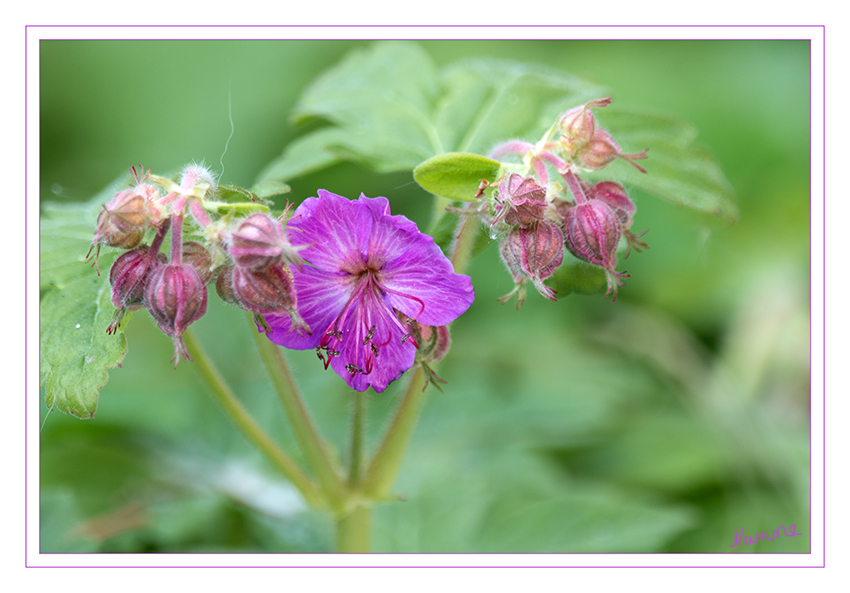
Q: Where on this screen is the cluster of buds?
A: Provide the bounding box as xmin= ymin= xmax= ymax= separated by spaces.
xmin=475 ymin=98 xmax=649 ymax=305
xmin=87 ymin=164 xmax=308 ymax=367
xmin=215 ymin=210 xmax=310 ymax=336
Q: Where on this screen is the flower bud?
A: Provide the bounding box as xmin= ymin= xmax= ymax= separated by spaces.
xmin=109 ymin=246 xmax=166 ymax=310
xmin=214 ymin=265 xmax=241 ymax=307
xmin=105 ymin=246 xmax=166 ymax=334
xmin=562 ymin=200 xmax=629 ymax=299
xmin=585 ymin=181 xmax=648 ymax=258
xmin=232 ymin=264 xmax=311 ymax=336
xmin=492 ymin=174 xmax=549 ymax=227
xmin=558 ymin=98 xmax=611 ymax=150
xmin=87 ymin=185 xmax=162 ymax=272
xmin=229 ymin=213 xmax=304 ymax=271
xmin=144 ymin=263 xmax=208 ymax=366
xmin=498 ymin=221 xmax=564 ymax=306
xmin=181 ymin=241 xmax=214 ymax=283
xmin=586 ymin=181 xmax=635 ymax=228
xmin=558 ymin=98 xmax=648 ymax=173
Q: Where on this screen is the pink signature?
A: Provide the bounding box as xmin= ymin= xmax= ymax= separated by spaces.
xmin=730 ymin=524 xmax=802 ymax=548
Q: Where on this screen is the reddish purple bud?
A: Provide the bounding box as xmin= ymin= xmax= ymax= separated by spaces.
xmin=144 ymin=263 xmax=208 ymax=366
xmin=498 ymin=221 xmax=564 ymax=307
xmin=109 ymin=246 xmax=166 ymax=310
xmin=214 ymin=265 xmax=241 ymax=307
xmin=492 ymin=174 xmax=549 ymax=227
xmin=231 ymin=264 xmax=310 ymax=336
xmin=229 ymin=213 xmax=304 ymax=271
xmin=585 ymin=182 xmax=648 ymax=258
xmin=106 ymin=246 xmax=166 ymax=334
xmin=587 ymin=181 xmax=635 ymax=228
xmin=181 ymin=241 xmax=214 ymax=284
xmin=563 ymin=200 xmax=629 ymax=299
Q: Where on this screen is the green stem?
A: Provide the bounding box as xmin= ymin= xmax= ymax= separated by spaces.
xmin=361 ymin=366 xmax=427 ymax=499
xmin=335 ymin=504 xmax=373 ymax=553
xmin=249 ymin=318 xmax=348 ymax=513
xmin=348 ymin=390 xmax=367 ymax=487
xmin=183 ymin=328 xmax=324 ymax=509
xmin=362 ymin=208 xmax=478 ymax=500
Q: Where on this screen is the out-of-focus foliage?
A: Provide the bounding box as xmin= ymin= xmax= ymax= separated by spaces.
xmin=40 ymin=39 xmax=810 ymax=554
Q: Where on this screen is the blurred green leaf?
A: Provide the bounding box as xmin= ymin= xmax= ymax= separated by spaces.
xmin=40 ymin=179 xmax=134 ymax=419
xmin=257 ymin=41 xmax=606 ymax=182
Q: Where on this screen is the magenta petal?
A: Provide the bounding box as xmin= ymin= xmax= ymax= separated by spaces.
xmin=379 ymin=243 xmax=474 ymax=326
xmin=329 ymin=293 xmax=416 ymax=393
xmin=265 ymin=266 xmax=353 ymax=350
xmin=287 ymin=191 xmax=374 ymax=273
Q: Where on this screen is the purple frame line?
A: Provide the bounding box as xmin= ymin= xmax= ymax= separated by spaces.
xmin=26 ymin=25 xmax=825 ymax=569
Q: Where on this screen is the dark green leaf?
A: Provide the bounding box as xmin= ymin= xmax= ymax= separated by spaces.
xmin=413 ymin=152 xmax=501 ymax=202
xmin=40 ymin=179 xmax=134 ymax=419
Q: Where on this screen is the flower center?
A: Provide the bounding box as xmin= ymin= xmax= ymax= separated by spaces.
xmin=315 ymin=267 xmax=425 ymax=377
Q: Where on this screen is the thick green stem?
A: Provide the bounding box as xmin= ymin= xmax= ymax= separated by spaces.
xmin=348 ymin=390 xmax=367 ymax=487
xmin=183 ymin=328 xmax=324 ymax=509
xmin=335 ymin=504 xmax=373 ymax=553
xmin=361 ymin=366 xmax=427 ymax=499
xmin=249 ymin=318 xmax=348 ymax=513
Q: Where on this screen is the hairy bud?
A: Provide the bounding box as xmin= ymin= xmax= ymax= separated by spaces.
xmin=562 ymin=200 xmax=629 ymax=299
xmin=144 ymin=263 xmax=208 ymax=366
xmin=181 ymin=241 xmax=214 ymax=283
xmin=498 ymin=221 xmax=564 ymax=307
xmin=492 ymin=174 xmax=549 ymax=227
xmin=232 ymin=265 xmax=311 ymax=336
xmin=229 ymin=213 xmax=304 ymax=271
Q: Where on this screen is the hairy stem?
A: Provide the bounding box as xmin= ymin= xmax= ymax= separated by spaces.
xmin=183 ymin=328 xmax=324 ymax=509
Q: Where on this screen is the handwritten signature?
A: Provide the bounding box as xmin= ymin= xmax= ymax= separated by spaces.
xmin=730 ymin=524 xmax=803 ymax=548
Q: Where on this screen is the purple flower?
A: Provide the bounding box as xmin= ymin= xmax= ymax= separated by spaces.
xmin=264 ymin=190 xmax=475 ymax=392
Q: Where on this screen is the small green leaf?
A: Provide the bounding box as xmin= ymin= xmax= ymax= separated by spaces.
xmin=413 ymin=152 xmax=501 ymax=202
xmin=547 ymin=252 xmax=608 ymax=298
xmin=40 ymin=179 xmax=135 ymax=419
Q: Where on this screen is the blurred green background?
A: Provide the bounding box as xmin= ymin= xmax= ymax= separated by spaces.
xmin=39 ymin=39 xmax=810 ymax=554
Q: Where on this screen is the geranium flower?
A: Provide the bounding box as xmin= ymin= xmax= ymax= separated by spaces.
xmin=264 ymin=190 xmax=475 ymax=392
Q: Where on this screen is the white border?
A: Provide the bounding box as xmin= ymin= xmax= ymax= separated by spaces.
xmin=25 ymin=25 xmax=826 ymax=569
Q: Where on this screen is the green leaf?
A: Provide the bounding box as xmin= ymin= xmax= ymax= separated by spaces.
xmin=256 ymin=41 xmax=607 ymax=183
xmin=413 ymin=152 xmax=501 ymax=202
xmin=40 ymin=180 xmax=134 ymax=419
xmin=585 ymin=105 xmax=739 ymax=222
xmin=257 ymin=41 xmax=736 ymax=221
